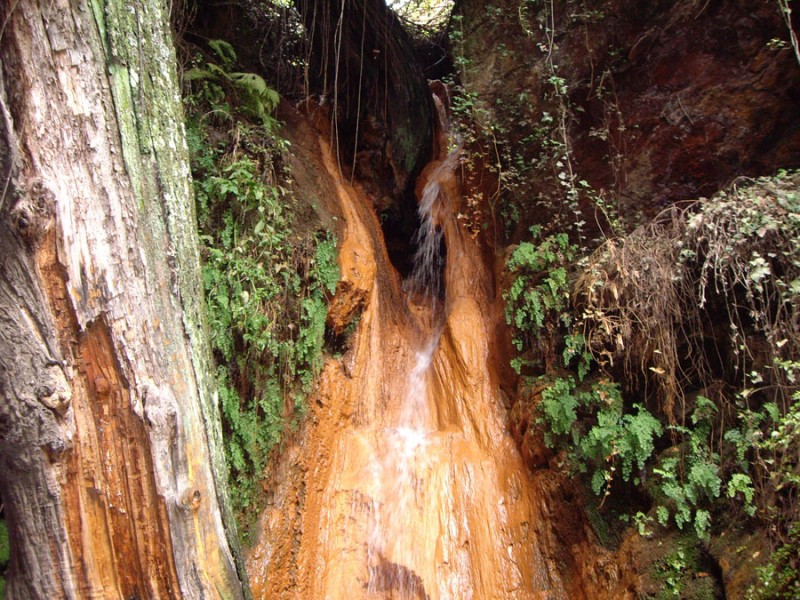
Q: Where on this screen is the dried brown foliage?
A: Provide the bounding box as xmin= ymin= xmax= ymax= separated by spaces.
xmin=575 ymin=171 xmax=800 ymax=422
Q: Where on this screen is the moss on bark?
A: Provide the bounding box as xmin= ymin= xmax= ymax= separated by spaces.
xmin=89 ymin=0 xmax=250 ymax=592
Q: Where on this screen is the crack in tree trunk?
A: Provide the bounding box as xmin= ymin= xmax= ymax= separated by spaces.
xmin=0 ymin=0 xmax=248 ymax=597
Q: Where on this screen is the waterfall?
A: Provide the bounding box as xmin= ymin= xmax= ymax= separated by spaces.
xmin=250 ymin=89 xmax=573 ymax=600
xmin=366 ymin=168 xmax=449 ymax=595
xmin=406 ymin=150 xmax=461 ymax=308
xmin=406 ymin=89 xmax=461 ymax=308
xmin=407 ymin=177 xmax=445 ymax=303
xmin=357 ymin=88 xmax=557 ymax=597
xmin=366 ymin=339 xmax=437 ymax=598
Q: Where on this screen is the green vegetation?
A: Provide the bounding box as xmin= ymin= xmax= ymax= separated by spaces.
xmin=752 ymin=520 xmax=800 ymax=599
xmin=651 ymin=397 xmax=726 ymax=540
xmin=443 ymin=2 xmax=624 ymax=246
xmin=185 ymin=40 xmax=280 ymax=133
xmin=183 ymin=40 xmax=338 ymax=536
xmin=537 ymin=376 xmax=662 ymax=495
xmin=0 ymin=517 xmax=8 ymax=598
xmin=745 ymin=392 xmax=800 ymax=598
xmin=505 ymin=171 xmax=800 ymax=590
xmin=503 ymin=226 xmax=576 ymax=373
xmin=533 ymin=372 xmax=729 ymax=541
xmin=650 ymin=536 xmax=718 ymax=600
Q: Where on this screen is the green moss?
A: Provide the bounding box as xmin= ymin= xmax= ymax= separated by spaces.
xmin=0 ymin=518 xmax=8 ymax=599
xmin=391 ymin=123 xmax=419 ymax=175
xmin=106 ymin=63 xmax=145 ymax=209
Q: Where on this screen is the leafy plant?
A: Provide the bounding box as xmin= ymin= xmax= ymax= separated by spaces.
xmin=655 ymin=547 xmax=689 ymax=597
xmin=751 ymin=520 xmax=800 ymax=599
xmin=184 ymin=40 xmax=338 ymax=534
xmin=184 ymin=39 xmax=280 ymax=132
xmin=504 ymin=225 xmax=577 ymax=372
xmin=747 ymin=391 xmax=800 ymax=550
xmin=580 ymin=396 xmax=662 ymax=498
xmin=563 ymin=332 xmax=593 ymax=381
xmin=627 ymin=510 xmax=654 ymax=538
xmin=653 ymin=455 xmax=719 ymax=540
xmin=536 ymin=370 xmax=763 ymax=542
xmin=537 ymin=377 xmax=662 ymax=501
xmin=538 ymin=376 xmax=581 ymax=445
xmin=727 ymin=473 xmax=756 ymax=516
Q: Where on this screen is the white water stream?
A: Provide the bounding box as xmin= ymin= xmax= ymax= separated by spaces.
xmin=364 ymin=156 xmax=453 ymax=597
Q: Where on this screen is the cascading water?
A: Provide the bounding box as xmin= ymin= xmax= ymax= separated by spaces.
xmin=247 ymin=88 xmax=578 ymax=599
xmin=365 ymin=158 xmax=451 ymax=597
xmin=365 ymin=337 xmax=438 ymax=598
xmin=405 ymin=147 xmax=460 ymax=307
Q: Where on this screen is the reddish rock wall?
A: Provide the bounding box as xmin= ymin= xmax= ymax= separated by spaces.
xmin=454 ymin=0 xmax=800 ymax=226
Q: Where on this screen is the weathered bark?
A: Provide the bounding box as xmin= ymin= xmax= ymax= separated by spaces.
xmin=0 ymin=0 xmax=247 ymax=598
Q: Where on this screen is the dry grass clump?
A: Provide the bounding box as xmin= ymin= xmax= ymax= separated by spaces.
xmin=575 ymin=207 xmax=694 ymax=422
xmin=575 ymin=171 xmax=800 ymax=421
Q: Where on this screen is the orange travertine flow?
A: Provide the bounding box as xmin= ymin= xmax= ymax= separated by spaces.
xmin=247 ymin=94 xmax=583 ymax=600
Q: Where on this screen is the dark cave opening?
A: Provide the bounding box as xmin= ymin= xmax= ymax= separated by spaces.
xmin=379 ymin=189 xmax=448 ymax=304
xmin=380 ymin=190 xmax=425 ymax=279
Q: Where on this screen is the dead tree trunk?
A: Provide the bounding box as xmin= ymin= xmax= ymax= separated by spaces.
xmin=0 ymin=0 xmax=247 ymax=598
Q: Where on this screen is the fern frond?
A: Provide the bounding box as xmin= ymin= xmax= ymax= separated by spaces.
xmin=209 ymin=39 xmax=237 ymax=69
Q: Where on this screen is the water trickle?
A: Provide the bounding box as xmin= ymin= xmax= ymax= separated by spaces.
xmin=406 ymin=92 xmax=461 ymax=308
xmin=248 ymin=92 xmax=578 ymax=600
xmin=366 ymin=341 xmax=437 ymax=598
xmin=398 ymin=335 xmax=439 ymax=430
xmin=405 ymin=166 xmax=447 ymax=306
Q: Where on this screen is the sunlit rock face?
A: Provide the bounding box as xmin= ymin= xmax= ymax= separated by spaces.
xmin=246 ymin=95 xmax=592 ymax=599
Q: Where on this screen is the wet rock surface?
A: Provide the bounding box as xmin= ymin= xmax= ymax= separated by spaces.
xmin=246 ymin=106 xmax=608 ymax=599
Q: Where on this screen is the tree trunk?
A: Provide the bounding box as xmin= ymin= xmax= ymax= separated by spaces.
xmin=0 ymin=0 xmax=247 ymax=598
